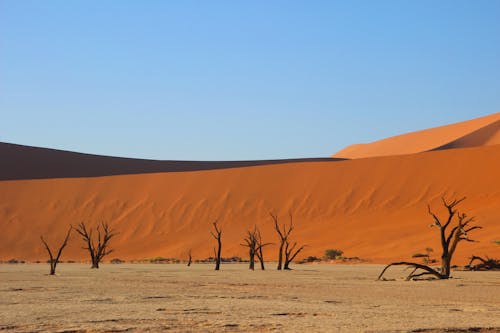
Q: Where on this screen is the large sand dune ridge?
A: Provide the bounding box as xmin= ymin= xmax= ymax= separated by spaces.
xmin=1 ymin=144 xmax=499 ymax=264
xmin=333 ymin=112 xmax=500 ymax=158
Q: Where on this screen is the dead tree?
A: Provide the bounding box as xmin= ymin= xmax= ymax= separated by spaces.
xmin=271 ymin=212 xmax=303 ymax=270
xmin=241 ymin=228 xmax=258 ymax=270
xmin=75 ymin=221 xmax=117 ymax=269
xmin=187 ymin=249 xmax=192 ymax=267
xmin=378 ymin=197 xmax=481 ymax=280
xmin=40 ymin=226 xmax=72 ymax=275
xmin=210 ymin=221 xmax=222 ymax=270
xmin=255 ymin=228 xmax=271 ymax=270
xmin=466 ymin=256 xmax=500 ymax=271
xmin=283 ymin=240 xmax=305 ymax=270
xmin=241 ymin=226 xmax=271 ymax=270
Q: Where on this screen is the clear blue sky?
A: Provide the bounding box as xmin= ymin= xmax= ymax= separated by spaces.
xmin=1 ymin=1 xmax=499 ymax=160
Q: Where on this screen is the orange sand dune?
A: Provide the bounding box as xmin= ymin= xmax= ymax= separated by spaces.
xmin=1 ymin=145 xmax=499 ymax=264
xmin=333 ymin=112 xmax=500 ymax=159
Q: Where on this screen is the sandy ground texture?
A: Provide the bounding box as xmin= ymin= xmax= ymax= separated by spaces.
xmin=0 ymin=264 xmax=499 ymax=333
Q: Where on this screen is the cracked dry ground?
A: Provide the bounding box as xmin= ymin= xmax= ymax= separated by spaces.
xmin=0 ymin=264 xmax=499 ymax=332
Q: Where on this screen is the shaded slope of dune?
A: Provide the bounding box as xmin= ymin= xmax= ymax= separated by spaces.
xmin=431 ymin=118 xmax=500 ymax=151
xmin=0 ymin=142 xmax=342 ymax=181
xmin=333 ymin=112 xmax=500 ymax=159
xmin=1 ymin=145 xmax=499 ymax=264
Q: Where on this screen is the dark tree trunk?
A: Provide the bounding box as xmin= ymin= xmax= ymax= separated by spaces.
xmin=49 ymin=260 xmax=56 ymax=275
xmin=211 ymin=221 xmax=222 ymax=271
xmin=249 ymin=248 xmax=255 ymax=270
xmin=241 ymin=228 xmax=259 ymax=270
xmin=257 ymin=246 xmax=265 ymax=270
xmin=255 ymin=229 xmax=269 ymax=270
xmin=187 ymin=250 xmax=192 ymax=267
xmin=277 ymin=243 xmax=283 ymax=270
xmin=215 ymin=238 xmax=221 ymax=271
xmin=441 ymin=254 xmax=451 ymax=278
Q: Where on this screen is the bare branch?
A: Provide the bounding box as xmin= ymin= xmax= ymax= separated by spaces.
xmin=464 ymin=226 xmax=481 ymax=233
xmin=55 ymin=226 xmax=72 ymax=262
xmin=40 ymin=225 xmax=72 ymax=275
xmin=377 ymin=262 xmax=443 ymax=280
xmin=40 ymin=236 xmax=54 ymax=261
xmin=427 ymin=204 xmax=441 ymax=227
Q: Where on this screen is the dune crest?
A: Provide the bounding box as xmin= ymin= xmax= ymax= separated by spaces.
xmin=333 ymin=112 xmax=500 ymax=159
xmin=1 ymin=145 xmax=499 ymax=264
xmin=0 ymin=142 xmax=342 ymax=181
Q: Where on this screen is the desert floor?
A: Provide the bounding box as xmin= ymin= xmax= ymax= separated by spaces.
xmin=0 ymin=264 xmax=499 ymax=333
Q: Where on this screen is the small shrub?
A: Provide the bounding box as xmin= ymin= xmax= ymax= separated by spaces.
xmin=150 ymin=257 xmax=168 ymax=263
xmin=149 ymin=257 xmax=181 ymax=264
xmin=493 ymin=240 xmax=500 ymax=245
xmin=110 ymin=258 xmax=125 ymax=264
xmin=224 ymin=256 xmax=244 ymax=262
xmin=324 ymin=249 xmax=343 ymax=260
xmin=412 ymin=253 xmax=427 ymax=258
xmin=299 ymin=256 xmax=321 ymax=264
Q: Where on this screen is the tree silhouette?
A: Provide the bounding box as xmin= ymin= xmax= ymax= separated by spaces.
xmin=187 ymin=249 xmax=192 ymax=267
xmin=241 ymin=226 xmax=272 ymax=270
xmin=210 ymin=221 xmax=222 ymax=270
xmin=40 ymin=226 xmax=72 ymax=275
xmin=378 ymin=197 xmax=481 ymax=280
xmin=75 ymin=221 xmax=117 ymax=269
xmin=270 ymin=212 xmax=304 ymax=270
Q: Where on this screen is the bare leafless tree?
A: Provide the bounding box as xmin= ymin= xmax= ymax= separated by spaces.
xmin=75 ymin=221 xmax=117 ymax=269
xmin=255 ymin=228 xmax=271 ymax=270
xmin=210 ymin=221 xmax=222 ymax=270
xmin=40 ymin=226 xmax=72 ymax=275
xmin=242 ymin=227 xmax=272 ymax=270
xmin=270 ymin=212 xmax=303 ymax=270
xmin=378 ymin=197 xmax=481 ymax=280
xmin=187 ymin=249 xmax=192 ymax=267
xmin=241 ymin=227 xmax=258 ymax=270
